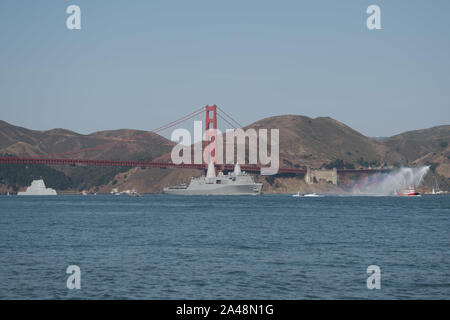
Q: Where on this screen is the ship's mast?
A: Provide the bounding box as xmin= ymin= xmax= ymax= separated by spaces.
xmin=206 ymin=160 xmax=216 ymax=179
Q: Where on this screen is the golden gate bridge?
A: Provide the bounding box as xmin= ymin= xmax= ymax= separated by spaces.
xmin=0 ymin=105 xmax=389 ymax=176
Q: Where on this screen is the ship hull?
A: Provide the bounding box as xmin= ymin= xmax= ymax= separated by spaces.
xmin=17 ymin=191 xmax=57 ymax=196
xmin=397 ymin=193 xmax=420 ymax=196
xmin=164 ymin=183 xmax=263 ymax=195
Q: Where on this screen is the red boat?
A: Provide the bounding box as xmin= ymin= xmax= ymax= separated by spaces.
xmin=396 ymin=187 xmax=420 ymax=196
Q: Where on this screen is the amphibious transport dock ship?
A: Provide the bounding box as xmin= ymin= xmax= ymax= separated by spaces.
xmin=163 ymin=162 xmax=263 ymax=195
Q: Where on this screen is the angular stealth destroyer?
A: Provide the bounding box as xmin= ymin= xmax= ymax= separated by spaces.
xmin=17 ymin=179 xmax=57 ymax=196
xmin=163 ymin=162 xmax=263 ymax=195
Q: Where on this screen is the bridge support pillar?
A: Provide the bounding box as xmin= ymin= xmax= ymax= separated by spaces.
xmin=205 ymin=105 xmax=217 ymax=164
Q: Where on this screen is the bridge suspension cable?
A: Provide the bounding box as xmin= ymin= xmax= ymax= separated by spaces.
xmin=34 ymin=106 xmax=205 ymax=159
xmin=216 ymin=106 xmax=243 ymax=129
xmin=0 ymin=104 xmax=394 ymax=175
xmin=217 ymin=113 xmax=238 ymax=130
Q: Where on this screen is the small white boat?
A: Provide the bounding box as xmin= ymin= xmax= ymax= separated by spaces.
xmin=304 ymin=193 xmax=321 ymax=197
xmin=127 ymin=189 xmax=141 ymax=197
xmin=292 ymin=192 xmax=322 ymax=197
xmin=110 ymin=188 xmax=122 ymax=195
xmin=432 ymin=179 xmax=443 ymax=194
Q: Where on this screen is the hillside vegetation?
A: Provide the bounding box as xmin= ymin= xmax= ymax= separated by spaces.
xmin=0 ymin=117 xmax=448 ymax=193
xmin=0 ymin=120 xmax=174 ymax=192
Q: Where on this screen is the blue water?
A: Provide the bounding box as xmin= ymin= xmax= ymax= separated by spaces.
xmin=0 ymin=194 xmax=449 ymax=299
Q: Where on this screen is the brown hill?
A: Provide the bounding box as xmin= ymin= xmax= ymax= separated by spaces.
xmin=112 ymin=115 xmax=405 ymax=193
xmin=380 ymin=125 xmax=450 ymax=188
xmin=381 ymin=125 xmax=449 ymax=163
xmin=0 ymin=120 xmax=174 ymax=161
xmin=1 ymin=117 xmax=449 ymax=193
xmin=0 ymin=120 xmax=175 ymax=193
xmin=245 ymin=115 xmax=395 ymax=169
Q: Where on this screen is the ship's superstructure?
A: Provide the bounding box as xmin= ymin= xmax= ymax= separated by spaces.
xmin=17 ymin=179 xmax=57 ymax=196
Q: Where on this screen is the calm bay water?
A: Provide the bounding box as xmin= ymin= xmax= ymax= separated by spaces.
xmin=0 ymin=194 xmax=449 ymax=299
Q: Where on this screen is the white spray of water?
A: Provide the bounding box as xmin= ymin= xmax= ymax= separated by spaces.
xmin=351 ymin=166 xmax=430 ymax=196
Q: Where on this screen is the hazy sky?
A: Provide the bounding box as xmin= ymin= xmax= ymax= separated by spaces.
xmin=1 ymin=0 xmax=449 ymax=137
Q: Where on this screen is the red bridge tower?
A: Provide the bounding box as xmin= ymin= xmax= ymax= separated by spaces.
xmin=205 ymin=104 xmax=217 ymax=164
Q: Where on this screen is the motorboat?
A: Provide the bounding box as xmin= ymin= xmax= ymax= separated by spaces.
xmin=397 ymin=187 xmax=420 ymax=196
xmin=127 ymin=189 xmax=141 ymax=197
xmin=292 ymin=192 xmax=321 ymax=197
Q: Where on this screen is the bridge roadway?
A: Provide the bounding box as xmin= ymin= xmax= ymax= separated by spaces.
xmin=0 ymin=157 xmax=391 ymax=175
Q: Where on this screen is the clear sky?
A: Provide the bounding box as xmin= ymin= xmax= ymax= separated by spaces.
xmin=0 ymin=0 xmax=449 ymax=137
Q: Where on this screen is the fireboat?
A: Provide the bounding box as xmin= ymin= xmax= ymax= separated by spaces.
xmin=396 ymin=187 xmax=420 ymax=196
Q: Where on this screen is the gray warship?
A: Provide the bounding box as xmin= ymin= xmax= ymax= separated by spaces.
xmin=163 ymin=162 xmax=263 ymax=195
